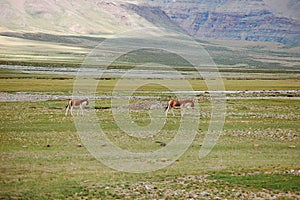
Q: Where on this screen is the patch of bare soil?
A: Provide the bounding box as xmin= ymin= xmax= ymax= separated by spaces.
xmin=0 ymin=90 xmax=299 ymax=103
xmin=118 ymin=100 xmax=165 ymax=110
xmin=0 ymin=92 xmax=68 ymax=102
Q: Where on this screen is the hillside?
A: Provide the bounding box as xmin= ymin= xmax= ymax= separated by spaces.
xmin=0 ymin=0 xmax=299 ymax=71
xmin=150 ymin=0 xmax=300 ymax=46
xmin=0 ymin=0 xmax=299 ymax=45
xmin=0 ymin=0 xmax=151 ymax=35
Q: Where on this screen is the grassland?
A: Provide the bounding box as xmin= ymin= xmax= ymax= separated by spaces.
xmin=0 ymin=98 xmax=299 ymax=199
xmin=0 ymin=69 xmax=299 ymax=199
xmin=0 ymin=33 xmax=299 ymax=199
xmin=1 ymin=33 xmax=300 ymax=70
xmin=1 ymin=69 xmax=300 ymax=94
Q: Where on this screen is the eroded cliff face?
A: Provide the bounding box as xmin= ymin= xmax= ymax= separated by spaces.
xmin=152 ymin=0 xmax=300 ymax=45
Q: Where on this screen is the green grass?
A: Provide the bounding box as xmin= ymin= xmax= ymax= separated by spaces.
xmin=0 ymin=68 xmax=299 ymax=199
xmin=1 ymin=32 xmax=299 ymax=198
xmin=0 ymin=96 xmax=299 ymax=199
xmin=0 ymin=72 xmax=299 ymax=93
xmin=224 ymin=79 xmax=300 ymax=90
xmin=0 ymin=69 xmax=74 ymax=79
xmin=209 ymin=172 xmax=300 ymax=192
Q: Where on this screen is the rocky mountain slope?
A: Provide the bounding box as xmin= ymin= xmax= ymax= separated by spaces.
xmin=0 ymin=0 xmax=299 ymax=45
xmin=150 ymin=0 xmax=300 ymax=46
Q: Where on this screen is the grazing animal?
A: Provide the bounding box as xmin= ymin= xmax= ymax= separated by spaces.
xmin=165 ymin=99 xmax=194 ymax=116
xmin=65 ymin=98 xmax=89 ymax=116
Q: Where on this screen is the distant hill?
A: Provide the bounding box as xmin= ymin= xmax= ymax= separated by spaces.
xmin=150 ymin=0 xmax=300 ymax=46
xmin=0 ymin=0 xmax=153 ymax=35
xmin=0 ymin=0 xmax=299 ymax=45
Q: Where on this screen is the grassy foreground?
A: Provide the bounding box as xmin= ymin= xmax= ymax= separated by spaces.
xmin=0 ymin=98 xmax=299 ymax=199
xmin=0 ymin=65 xmax=300 ymax=199
xmin=0 ymin=70 xmax=299 ymax=199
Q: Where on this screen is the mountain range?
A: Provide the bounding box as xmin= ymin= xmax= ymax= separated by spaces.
xmin=0 ymin=0 xmax=299 ymax=46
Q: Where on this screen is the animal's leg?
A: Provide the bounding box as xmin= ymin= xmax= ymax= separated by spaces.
xmin=171 ymin=108 xmax=175 ymax=116
xmin=165 ymin=106 xmax=170 ymax=117
xmin=80 ymin=105 xmax=83 ymax=115
xmin=180 ymin=108 xmax=183 ymax=117
xmin=70 ymin=107 xmax=74 ymax=116
xmin=65 ymin=106 xmax=69 ymax=116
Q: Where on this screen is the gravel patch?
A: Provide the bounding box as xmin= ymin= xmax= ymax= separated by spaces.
xmin=0 ymin=90 xmax=299 ymax=102
xmin=77 ymin=174 xmax=300 ymax=199
xmin=0 ymin=92 xmax=69 ymax=102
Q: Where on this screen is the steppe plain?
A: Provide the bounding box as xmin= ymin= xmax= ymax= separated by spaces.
xmin=0 ymin=33 xmax=299 ymax=199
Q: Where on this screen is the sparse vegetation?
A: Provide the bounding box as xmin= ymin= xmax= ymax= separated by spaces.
xmin=0 ymin=69 xmax=299 ymax=199
xmin=0 ymin=31 xmax=299 ymax=199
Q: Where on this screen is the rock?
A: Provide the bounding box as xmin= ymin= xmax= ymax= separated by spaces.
xmin=160 ymin=142 xmax=166 ymax=147
xmin=145 ymin=184 xmax=152 ymax=190
xmin=199 ymin=191 xmax=209 ymax=197
xmin=157 ymin=0 xmax=300 ymax=45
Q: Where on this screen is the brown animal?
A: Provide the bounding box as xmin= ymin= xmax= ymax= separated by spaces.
xmin=65 ymin=98 xmax=89 ymax=116
xmin=165 ymin=99 xmax=194 ymax=116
